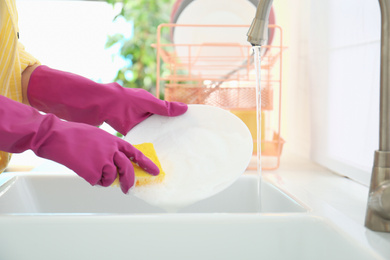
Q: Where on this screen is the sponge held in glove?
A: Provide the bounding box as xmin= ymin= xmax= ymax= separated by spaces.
xmin=111 ymin=143 xmax=165 ymax=187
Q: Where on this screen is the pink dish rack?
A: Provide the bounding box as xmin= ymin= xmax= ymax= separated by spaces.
xmin=153 ymin=23 xmax=286 ymax=170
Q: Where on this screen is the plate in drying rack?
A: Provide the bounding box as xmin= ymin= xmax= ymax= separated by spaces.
xmin=171 ymin=0 xmax=275 ymax=78
xmin=172 ymin=0 xmax=256 ymax=78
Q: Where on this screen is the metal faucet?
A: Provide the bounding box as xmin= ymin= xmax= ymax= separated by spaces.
xmin=247 ymin=0 xmax=390 ymax=232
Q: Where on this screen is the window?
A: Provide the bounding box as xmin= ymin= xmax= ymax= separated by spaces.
xmin=285 ymin=0 xmax=381 ymax=186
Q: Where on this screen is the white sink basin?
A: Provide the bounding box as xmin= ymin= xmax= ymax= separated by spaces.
xmin=0 ymin=173 xmax=305 ymax=214
xmin=0 ymin=172 xmax=383 ymax=260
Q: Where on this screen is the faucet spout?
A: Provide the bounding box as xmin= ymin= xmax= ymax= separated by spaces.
xmin=247 ymin=0 xmax=390 ymax=232
xmin=247 ymin=0 xmax=274 ymax=46
xmin=365 ymin=0 xmax=390 ymax=233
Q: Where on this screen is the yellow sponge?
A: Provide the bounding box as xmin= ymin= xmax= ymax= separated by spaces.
xmin=111 ymin=143 xmax=165 ymax=187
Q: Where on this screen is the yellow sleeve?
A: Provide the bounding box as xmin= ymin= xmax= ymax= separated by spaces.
xmin=18 ymin=42 xmax=41 ymax=72
xmin=0 ymin=0 xmax=40 ymax=173
xmin=0 ymin=0 xmax=40 ymax=103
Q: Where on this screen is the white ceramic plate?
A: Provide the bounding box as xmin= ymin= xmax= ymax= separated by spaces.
xmin=124 ymin=104 xmax=253 ymax=212
xmin=172 ymin=0 xmax=258 ymax=24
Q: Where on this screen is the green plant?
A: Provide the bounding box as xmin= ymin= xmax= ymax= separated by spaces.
xmin=105 ymin=0 xmax=173 ymax=97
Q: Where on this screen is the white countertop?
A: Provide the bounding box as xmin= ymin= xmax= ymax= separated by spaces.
xmin=262 ymin=153 xmax=369 ymax=224
xmin=259 ymin=153 xmax=390 ymax=259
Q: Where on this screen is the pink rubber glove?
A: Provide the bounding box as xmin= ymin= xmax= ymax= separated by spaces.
xmin=27 ymin=65 xmax=188 ymax=135
xmin=0 ymin=95 xmax=159 ymax=193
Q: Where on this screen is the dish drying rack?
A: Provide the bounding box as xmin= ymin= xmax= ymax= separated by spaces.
xmin=153 ymin=24 xmax=285 ymax=170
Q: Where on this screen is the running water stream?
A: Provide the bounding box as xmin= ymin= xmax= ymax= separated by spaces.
xmin=252 ymin=46 xmax=263 ymax=212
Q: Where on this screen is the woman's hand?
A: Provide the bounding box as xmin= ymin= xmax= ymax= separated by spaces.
xmin=0 ymin=95 xmax=158 ymax=193
xmin=26 ymin=65 xmax=188 ymax=135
